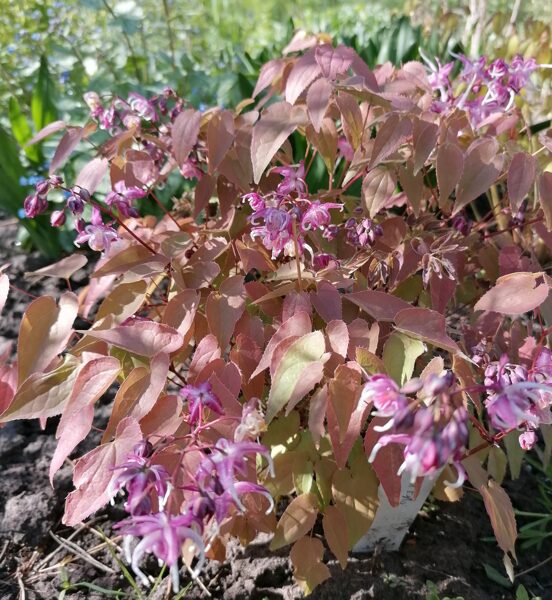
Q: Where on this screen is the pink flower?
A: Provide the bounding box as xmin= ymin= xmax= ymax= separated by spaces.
xmin=250 ymin=206 xmax=295 ymax=259
xmin=74 ymin=206 xmax=118 ymax=253
xmin=105 ymin=180 xmax=145 ymax=218
xmin=300 ymin=200 xmax=342 ymax=232
xmin=272 ymin=161 xmax=307 ymax=196
xmin=50 ymin=210 xmax=66 ymax=227
xmin=361 ymin=374 xmax=407 ymax=417
xmin=112 ymin=442 xmax=170 ymax=516
xmin=345 ymin=217 xmax=383 ymax=247
xmin=24 ymin=194 xmax=48 ymax=218
xmin=243 ymin=192 xmax=266 ymax=212
xmin=312 ymin=252 xmax=338 ymax=271
xmin=116 ymin=512 xmax=205 ymax=591
xmin=519 ymin=430 xmax=537 ymax=451
xmin=485 ymin=382 xmax=551 ymax=431
xmin=128 ymin=92 xmax=158 ymax=122
xmin=180 ymin=381 xmax=223 ymax=425
xmin=196 ymin=439 xmax=273 ymax=511
xmin=234 ymin=399 xmax=266 ymax=442
xmin=369 ymin=406 xmax=468 ymax=486
xmin=509 ymin=55 xmax=537 ymax=93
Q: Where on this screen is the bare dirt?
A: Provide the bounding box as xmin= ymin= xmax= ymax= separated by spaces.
xmin=0 ymin=216 xmax=551 ymax=600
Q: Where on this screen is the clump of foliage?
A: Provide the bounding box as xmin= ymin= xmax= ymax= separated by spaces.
xmin=1 ymin=32 xmax=552 ymax=594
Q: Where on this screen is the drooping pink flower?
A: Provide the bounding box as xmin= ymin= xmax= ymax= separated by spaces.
xmin=519 ymin=430 xmax=537 ymax=451
xmin=74 ymin=205 xmax=118 ymax=253
xmin=361 ymin=374 xmax=407 ymax=417
xmin=112 ymin=442 xmax=170 ymax=516
xmin=116 ymin=511 xmax=205 ymax=591
xmin=272 ymin=161 xmax=307 ymax=196
xmin=128 ymin=92 xmax=158 ymax=122
xmin=105 ymin=180 xmax=146 ymax=218
xmin=196 ymin=439 xmax=273 ymax=511
xmin=24 ymin=194 xmax=48 ymax=218
xmin=300 ymin=200 xmax=342 ymax=232
xmin=312 ymin=252 xmax=338 ymax=271
xmin=234 ymin=399 xmax=267 ymax=442
xmin=485 ymin=381 xmax=552 ymax=431
xmin=180 ymin=381 xmax=223 ymax=425
xmin=50 ymin=210 xmax=66 ymax=227
xmin=345 ymin=217 xmax=383 ymax=247
xmin=509 ymin=55 xmax=538 ymax=93
xmin=369 ymin=405 xmax=468 ymax=486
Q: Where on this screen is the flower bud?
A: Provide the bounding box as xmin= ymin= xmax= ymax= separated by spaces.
xmin=50 ymin=209 xmax=66 ymax=227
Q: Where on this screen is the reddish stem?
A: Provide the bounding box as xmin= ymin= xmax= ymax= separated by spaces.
xmin=148 ymin=189 xmax=185 ymax=232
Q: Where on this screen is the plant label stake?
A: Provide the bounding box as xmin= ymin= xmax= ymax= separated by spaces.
xmin=353 ymin=469 xmax=442 ymax=552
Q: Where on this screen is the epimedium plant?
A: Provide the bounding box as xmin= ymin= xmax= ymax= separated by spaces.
xmin=1 ymin=32 xmax=552 ymax=594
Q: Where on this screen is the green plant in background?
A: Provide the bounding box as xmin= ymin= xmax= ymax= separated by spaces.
xmin=515 ymin=454 xmax=552 ymax=551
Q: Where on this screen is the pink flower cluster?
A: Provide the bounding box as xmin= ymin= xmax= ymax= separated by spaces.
xmin=364 ymin=373 xmax=468 ymax=486
xmin=484 ymin=350 xmax=552 ymax=449
xmin=113 ymin=438 xmax=273 ymax=591
xmin=244 ymin=162 xmax=342 ymax=259
xmin=426 ymin=54 xmax=538 ymax=126
xmin=83 ymin=89 xmax=184 ymax=132
xmin=23 ymin=173 xmax=152 ymax=253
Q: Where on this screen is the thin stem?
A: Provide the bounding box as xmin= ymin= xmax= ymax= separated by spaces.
xmin=162 ymin=0 xmax=177 ymax=72
xmin=100 ymin=0 xmax=142 ymax=83
xmin=94 ymin=202 xmax=158 ymax=255
xmin=291 ymin=218 xmax=303 ymax=291
xmin=149 ymin=189 xmax=184 ymax=231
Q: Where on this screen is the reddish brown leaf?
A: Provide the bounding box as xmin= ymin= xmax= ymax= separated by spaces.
xmin=315 ymin=44 xmax=355 ymax=79
xmin=436 ymin=142 xmax=463 ymax=208
xmin=205 ymin=275 xmax=246 ymax=350
xmin=50 ymin=356 xmax=121 ymax=482
xmin=307 ymin=77 xmax=333 ymax=132
xmin=395 ymin=307 xmax=460 ymax=354
xmin=323 ymin=505 xmax=349 ymax=569
xmin=508 ymin=152 xmax=537 ymax=212
xmin=26 ymin=120 xmax=66 ymax=146
xmin=172 ymin=108 xmax=201 ymax=166
xmin=253 ymin=58 xmax=286 ymax=97
xmin=207 ymin=110 xmax=235 ymax=173
xmin=290 ymin=536 xmax=331 ymax=594
xmin=336 ymin=92 xmax=363 ymax=150
xmin=49 ymin=127 xmax=84 ymax=173
xmin=285 ymin=49 xmax=321 ymax=105
xmin=75 ymin=157 xmax=109 ymax=193
xmin=17 ymin=292 xmax=78 ymax=385
xmin=474 ymin=272 xmax=550 ymax=315
xmin=361 ymin=167 xmax=396 ymax=217
xmin=345 ymin=290 xmax=411 ymax=322
xmin=453 ymin=138 xmax=503 ymax=215
xmin=413 ymin=119 xmax=438 ymax=174
xmin=63 ymin=417 xmax=142 ymax=525
xmin=82 ymin=320 xmax=183 ymax=357
xmin=369 ymin=114 xmax=411 ymax=168
xmin=270 ymin=493 xmax=319 ymax=550
xmin=250 ymin=311 xmax=311 ymax=379
xmin=251 ymin=101 xmax=306 ymax=183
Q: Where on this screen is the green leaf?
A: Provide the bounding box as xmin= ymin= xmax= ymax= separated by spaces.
xmin=31 ymin=56 xmax=59 ymax=132
xmin=516 ymin=585 xmax=530 ymax=600
xmin=265 ymin=331 xmax=326 ymax=423
xmin=8 ymin=98 xmax=41 ymax=163
xmin=483 ymin=563 xmax=512 ymax=589
xmin=503 ymin=430 xmax=525 ymax=479
xmin=382 ymin=332 xmax=425 ymax=385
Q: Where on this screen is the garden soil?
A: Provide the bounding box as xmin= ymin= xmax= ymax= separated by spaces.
xmin=0 ymin=216 xmax=551 ymax=600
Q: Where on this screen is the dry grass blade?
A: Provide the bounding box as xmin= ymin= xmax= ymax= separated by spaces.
xmin=185 ymin=563 xmax=211 ymax=598
xmin=48 ymin=531 xmax=115 ymax=574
